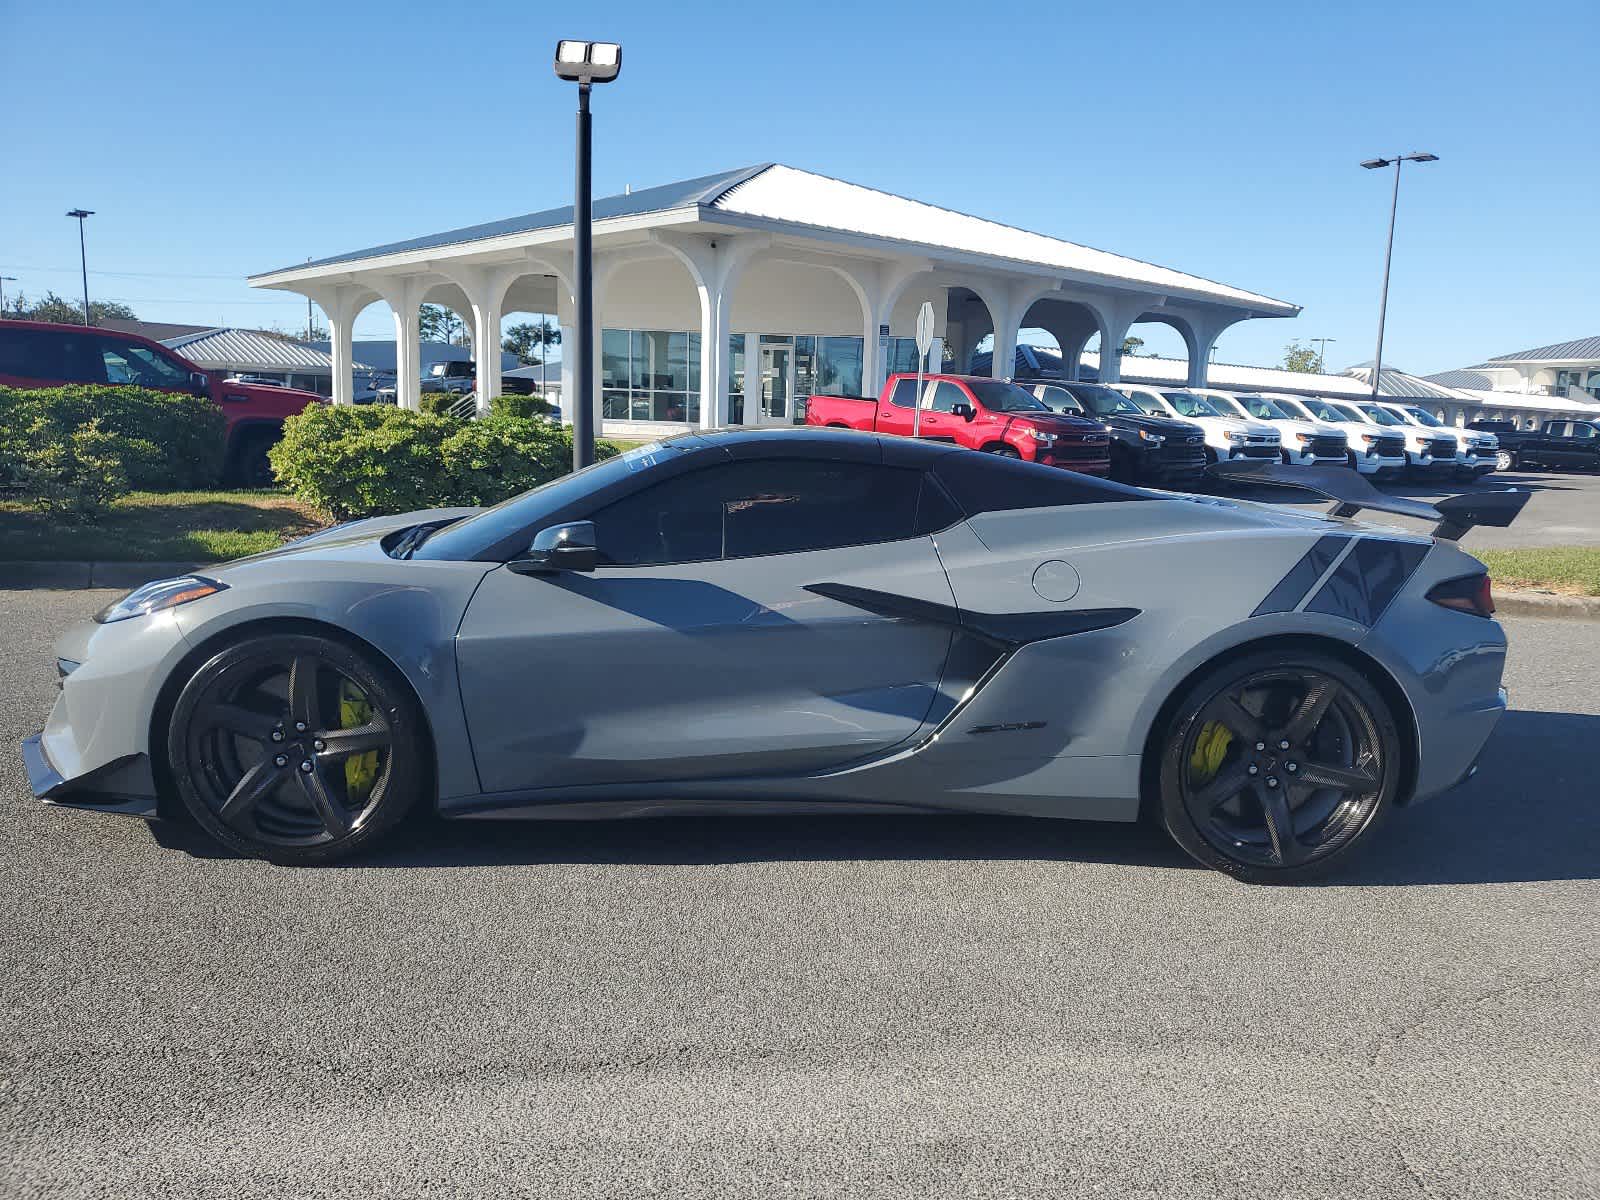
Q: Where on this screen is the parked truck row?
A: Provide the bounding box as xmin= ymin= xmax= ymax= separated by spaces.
xmin=803 ymin=368 xmax=1513 ymax=490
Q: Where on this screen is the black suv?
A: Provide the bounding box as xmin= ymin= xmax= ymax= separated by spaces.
xmin=1020 ymin=380 xmax=1207 ymax=487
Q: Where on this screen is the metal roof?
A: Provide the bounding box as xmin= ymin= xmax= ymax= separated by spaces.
xmin=1452 ymin=387 xmax=1600 ymax=415
xmin=271 ymin=165 xmax=774 ymax=274
xmin=1484 ymin=335 xmax=1600 ymax=364
xmin=1340 ymin=365 xmax=1467 ymax=401
xmin=163 ymin=327 xmax=346 ymax=371
xmin=1423 ymin=368 xmax=1499 ymax=391
xmin=255 ymin=163 xmax=1296 ymax=314
xmin=1079 ymin=352 xmax=1371 ymax=397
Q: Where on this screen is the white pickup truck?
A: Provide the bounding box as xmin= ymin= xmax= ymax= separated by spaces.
xmin=1111 ymin=385 xmax=1281 ymax=464
xmin=1268 ymin=395 xmax=1408 ymax=478
xmin=1191 ymin=389 xmax=1348 ymax=468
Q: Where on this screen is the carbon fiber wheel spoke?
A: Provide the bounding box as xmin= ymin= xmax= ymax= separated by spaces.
xmin=296 ymin=766 xmax=349 ymax=837
xmin=1213 ymin=694 xmax=1266 ymax=743
xmin=1191 ymin=761 xmax=1251 ymax=812
xmin=218 ymin=758 xmax=282 ymax=827
xmin=317 ymin=722 xmax=390 ymax=761
xmin=1284 ymin=680 xmax=1338 ymax=745
xmin=288 ymin=656 xmax=322 ymax=733
xmin=204 ymin=704 xmax=280 ymax=742
xmin=1258 ymin=782 xmax=1303 ymax=865
xmin=1296 ymin=758 xmax=1378 ymax=793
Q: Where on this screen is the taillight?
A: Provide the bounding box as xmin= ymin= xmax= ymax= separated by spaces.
xmin=1427 ymin=573 xmax=1494 ymax=617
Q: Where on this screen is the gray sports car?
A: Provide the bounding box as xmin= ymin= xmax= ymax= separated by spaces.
xmin=23 ymin=429 xmax=1526 ymax=881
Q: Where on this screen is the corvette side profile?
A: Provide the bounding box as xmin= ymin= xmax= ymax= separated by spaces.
xmin=23 ymin=429 xmax=1526 ymax=882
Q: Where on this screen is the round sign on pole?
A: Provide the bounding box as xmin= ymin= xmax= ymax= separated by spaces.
xmin=915 ymin=301 xmax=936 ymax=357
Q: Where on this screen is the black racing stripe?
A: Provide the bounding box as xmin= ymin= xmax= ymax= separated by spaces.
xmin=804 ymin=582 xmax=1140 ymax=649
xmin=1252 ymin=534 xmax=1351 ymax=616
xmin=1305 ymin=538 xmax=1429 ymax=626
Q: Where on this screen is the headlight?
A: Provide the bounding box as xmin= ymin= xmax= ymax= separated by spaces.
xmin=95 ymin=576 xmax=227 ymax=624
xmin=1137 ymin=429 xmax=1164 ymax=445
xmin=1225 ymin=431 xmax=1246 ymax=443
xmin=1358 ymin=432 xmax=1377 ymax=444
xmin=1025 ymin=428 xmax=1058 ymax=444
xmin=1295 ymin=432 xmax=1313 ymax=444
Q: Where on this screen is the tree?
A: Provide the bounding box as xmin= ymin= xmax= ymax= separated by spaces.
xmin=1281 ymin=340 xmax=1321 ymax=373
xmin=3 ymin=289 xmax=136 ymax=325
xmin=502 ymin=319 xmax=561 ymax=365
xmin=418 ymin=304 xmax=466 ymax=345
xmin=1120 ymin=335 xmax=1145 ymax=356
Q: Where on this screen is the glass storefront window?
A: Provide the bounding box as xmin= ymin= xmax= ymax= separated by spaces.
xmin=887 ymin=337 xmax=922 ymax=376
xmin=816 ymin=336 xmax=864 ymax=398
xmin=601 ymin=330 xmax=629 ymax=391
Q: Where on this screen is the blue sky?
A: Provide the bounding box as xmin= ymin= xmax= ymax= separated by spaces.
xmin=2 ymin=0 xmax=1594 ymax=375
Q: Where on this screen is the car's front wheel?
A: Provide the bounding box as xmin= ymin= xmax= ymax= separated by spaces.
xmin=166 ymin=632 xmax=425 ymax=864
xmin=1154 ymin=649 xmax=1402 ymax=883
xmin=1496 ymin=449 xmax=1515 ymax=471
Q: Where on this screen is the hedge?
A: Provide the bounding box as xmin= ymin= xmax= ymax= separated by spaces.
xmin=0 ymin=385 xmax=227 ymax=520
xmin=268 ymin=404 xmax=616 ymax=520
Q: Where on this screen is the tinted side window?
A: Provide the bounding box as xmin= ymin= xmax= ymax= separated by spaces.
xmin=0 ymin=327 xmax=101 ymax=382
xmin=888 ymin=378 xmax=920 ymax=408
xmin=928 ymin=381 xmax=966 ymax=413
xmin=590 ymin=459 xmax=928 ymax=566
xmin=1037 ymin=385 xmax=1081 ymax=412
xmin=96 ymin=337 xmax=189 ymax=389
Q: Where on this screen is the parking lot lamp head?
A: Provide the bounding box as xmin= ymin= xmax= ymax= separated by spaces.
xmin=553 ymin=40 xmax=621 ymax=84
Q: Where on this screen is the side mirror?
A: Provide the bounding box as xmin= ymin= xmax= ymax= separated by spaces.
xmin=190 ymin=371 xmax=210 ymax=395
xmin=951 ymin=402 xmax=976 ymax=421
xmin=508 ymin=520 xmax=598 ymax=575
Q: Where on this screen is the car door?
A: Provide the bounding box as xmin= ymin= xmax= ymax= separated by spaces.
xmin=453 ymin=455 xmax=959 ymax=795
xmin=914 ymin=379 xmax=967 ymax=443
xmin=874 ymin=376 xmax=919 ymax=439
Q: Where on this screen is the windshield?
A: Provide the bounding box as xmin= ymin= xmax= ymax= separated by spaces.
xmin=1121 ymin=391 xmax=1168 ymax=417
xmin=1357 ymin=404 xmax=1405 ymax=427
xmin=1297 ymin=398 xmax=1345 ymax=421
xmin=1203 ymin=393 xmax=1250 ymax=419
xmin=1403 ymin=406 xmax=1443 ymax=427
xmin=968 ymin=380 xmax=1048 ymax=412
xmin=1239 ymin=395 xmax=1292 ymax=421
xmin=1162 ymin=391 xmax=1222 ymax=418
xmin=1067 ymin=384 xmax=1143 ymax=417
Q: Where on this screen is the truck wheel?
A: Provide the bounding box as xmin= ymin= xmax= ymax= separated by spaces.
xmin=985 ymin=444 xmax=1020 ymax=458
xmin=1496 ymin=450 xmax=1515 ymax=471
xmin=226 ymin=429 xmax=279 ymax=488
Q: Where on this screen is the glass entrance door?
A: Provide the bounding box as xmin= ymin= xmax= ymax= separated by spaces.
xmin=759 ymin=344 xmax=792 ymax=425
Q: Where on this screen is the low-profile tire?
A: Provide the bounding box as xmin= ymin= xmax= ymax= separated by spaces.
xmin=1153 ymin=648 xmax=1402 ymax=883
xmin=166 ymin=632 xmax=425 ymax=864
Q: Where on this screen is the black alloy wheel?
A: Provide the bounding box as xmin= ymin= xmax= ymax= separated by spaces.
xmin=988 ymin=445 xmax=1022 ymax=458
xmin=1155 ymin=650 xmax=1401 ymax=882
xmin=166 ymin=633 xmax=424 ymax=864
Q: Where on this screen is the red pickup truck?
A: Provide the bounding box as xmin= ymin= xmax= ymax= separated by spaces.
xmin=806 ymin=372 xmax=1111 ymax=474
xmin=0 ymin=319 xmax=323 ymax=485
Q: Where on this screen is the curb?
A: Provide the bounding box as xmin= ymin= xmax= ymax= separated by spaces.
xmin=2 ymin=561 xmax=202 ymax=590
xmin=1493 ymin=589 xmax=1600 ymax=621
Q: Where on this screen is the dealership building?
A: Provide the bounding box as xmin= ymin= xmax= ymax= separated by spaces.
xmin=249 ymin=163 xmax=1302 ymax=437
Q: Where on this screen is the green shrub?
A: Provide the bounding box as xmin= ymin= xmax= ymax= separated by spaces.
xmin=489 ymin=392 xmax=554 ymax=420
xmin=16 ymin=419 xmax=142 ymax=521
xmin=268 ymin=404 xmax=616 ymax=519
xmin=419 ymin=391 xmax=462 ymax=417
xmin=0 ymin=385 xmax=225 ymax=492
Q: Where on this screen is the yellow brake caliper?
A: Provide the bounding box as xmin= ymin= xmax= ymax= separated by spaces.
xmin=338 ymin=679 xmax=380 ymax=806
xmin=1189 ymin=720 xmax=1234 ymax=787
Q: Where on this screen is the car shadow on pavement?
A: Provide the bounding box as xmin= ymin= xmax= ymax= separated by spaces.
xmin=149 ymin=710 xmax=1596 ymax=886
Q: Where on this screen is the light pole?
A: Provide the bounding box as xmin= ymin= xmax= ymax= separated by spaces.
xmin=554 ymin=39 xmax=622 ymax=470
xmin=1309 ymin=336 xmax=1337 ymax=372
xmin=1360 ymin=153 xmax=1437 ymax=400
xmin=66 ymin=209 xmax=94 ymax=326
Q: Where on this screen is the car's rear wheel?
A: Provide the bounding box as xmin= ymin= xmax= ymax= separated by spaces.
xmin=1154 ymin=650 xmax=1401 ymax=883
xmin=166 ymin=632 xmax=425 ymax=864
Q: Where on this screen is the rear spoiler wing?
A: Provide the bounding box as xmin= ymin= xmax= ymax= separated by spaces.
xmin=1206 ymin=461 xmax=1530 ymax=541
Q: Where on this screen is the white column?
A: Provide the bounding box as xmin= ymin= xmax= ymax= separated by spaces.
xmin=743 ymin=332 xmax=760 ymax=423
xmin=989 ymin=313 xmax=1020 ymax=381
xmin=330 ymin=313 xmax=354 ymax=405
xmin=372 ymin=275 xmax=427 ymax=411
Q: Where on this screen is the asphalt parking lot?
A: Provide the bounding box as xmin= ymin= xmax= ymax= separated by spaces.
xmin=1244 ymin=465 xmax=1600 ymax=549
xmin=2 ymin=589 xmax=1596 ymax=1200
